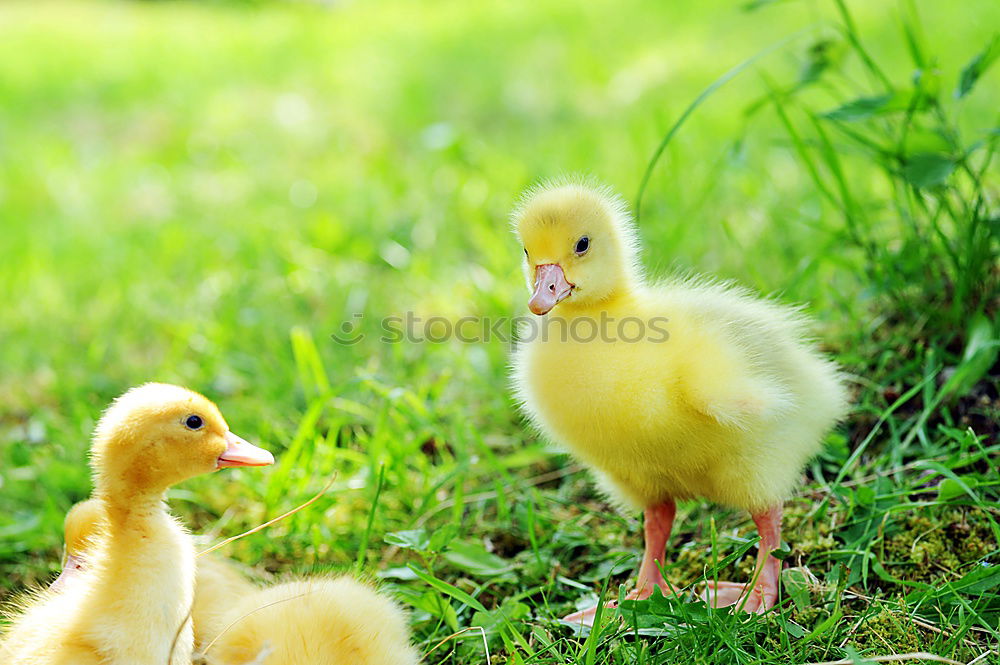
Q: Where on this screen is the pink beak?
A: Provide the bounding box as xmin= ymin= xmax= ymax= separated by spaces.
xmin=50 ymin=553 xmax=85 ymax=592
xmin=529 ymin=264 xmax=573 ymax=315
xmin=217 ymin=431 xmax=274 ymax=469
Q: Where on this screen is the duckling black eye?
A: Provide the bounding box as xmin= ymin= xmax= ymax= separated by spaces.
xmin=184 ymin=415 xmax=204 ymax=430
xmin=575 ymin=236 xmax=590 ymax=255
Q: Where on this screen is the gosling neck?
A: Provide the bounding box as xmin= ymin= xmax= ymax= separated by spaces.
xmin=87 ymin=477 xmax=195 ymax=665
xmin=92 ymin=483 xmax=168 ymax=527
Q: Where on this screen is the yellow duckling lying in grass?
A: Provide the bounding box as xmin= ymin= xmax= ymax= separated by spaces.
xmin=510 ymin=181 xmax=848 ymax=624
xmin=0 ymin=383 xmax=274 ymax=665
xmin=202 ymin=577 xmax=420 ymax=665
xmin=57 ymin=501 xmax=419 ymax=665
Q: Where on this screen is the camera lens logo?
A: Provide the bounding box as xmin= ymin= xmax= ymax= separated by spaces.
xmin=330 ymin=313 xmax=365 ymax=345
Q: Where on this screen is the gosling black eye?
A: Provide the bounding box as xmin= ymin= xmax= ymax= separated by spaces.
xmin=575 ymin=236 xmax=590 ymax=255
xmin=523 ymin=247 xmax=528 ymax=258
xmin=184 ymin=415 xmax=204 ymax=430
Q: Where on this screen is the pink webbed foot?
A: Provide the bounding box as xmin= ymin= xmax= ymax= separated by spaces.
xmin=562 ymin=501 xmax=677 ymax=627
xmin=699 ymin=579 xmax=776 ymax=614
xmin=562 ymin=582 xmax=674 ymax=627
xmin=700 ymin=505 xmax=784 ymax=614
xmin=700 ymin=580 xmax=748 ymax=608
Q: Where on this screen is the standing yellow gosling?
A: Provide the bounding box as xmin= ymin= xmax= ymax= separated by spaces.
xmin=201 ymin=577 xmax=421 ymax=665
xmin=0 ymin=383 xmax=274 ymax=665
xmin=511 ymin=182 xmax=848 ymax=625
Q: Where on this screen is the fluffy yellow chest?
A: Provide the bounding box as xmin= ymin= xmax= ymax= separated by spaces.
xmin=86 ymin=513 xmax=196 ymax=665
xmin=511 ymin=308 xmax=744 ymax=508
xmin=519 ymin=334 xmax=674 ymax=441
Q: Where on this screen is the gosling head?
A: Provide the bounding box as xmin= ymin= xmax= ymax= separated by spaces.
xmin=63 ymin=498 xmax=102 ymax=559
xmin=51 ymin=498 xmax=103 ymax=591
xmin=513 ymin=182 xmax=639 ymax=315
xmin=90 ymin=383 xmax=274 ymax=500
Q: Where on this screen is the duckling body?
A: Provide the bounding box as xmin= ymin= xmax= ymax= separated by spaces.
xmin=55 ymin=505 xmax=419 ymax=665
xmin=0 ymin=383 xmax=273 ymax=665
xmin=55 ymin=498 xmax=255 ymax=655
xmin=511 ymin=182 xmax=847 ymax=622
xmin=516 ymin=282 xmax=843 ymax=512
xmin=78 ymin=503 xmax=197 ymax=665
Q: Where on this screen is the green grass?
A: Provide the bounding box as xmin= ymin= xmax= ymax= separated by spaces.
xmin=1 ymin=1 xmax=998 ymax=663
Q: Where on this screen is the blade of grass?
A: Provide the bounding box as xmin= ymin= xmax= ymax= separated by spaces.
xmin=635 ymin=27 xmax=816 ymax=223
xmin=198 ymin=475 xmax=335 ymax=557
xmin=832 ymin=0 xmax=893 ymax=89
xmin=356 ymin=463 xmax=386 ymax=573
xmin=409 ymin=564 xmax=488 ymax=613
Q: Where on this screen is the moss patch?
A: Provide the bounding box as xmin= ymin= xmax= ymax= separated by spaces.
xmin=882 ymin=507 xmax=996 ymax=586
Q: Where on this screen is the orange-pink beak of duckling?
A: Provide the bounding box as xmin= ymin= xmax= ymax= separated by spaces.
xmin=528 ymin=264 xmax=574 ymax=315
xmin=50 ymin=553 xmax=85 ymax=592
xmin=217 ymin=431 xmax=274 ymax=469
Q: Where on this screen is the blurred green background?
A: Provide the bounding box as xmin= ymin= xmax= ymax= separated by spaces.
xmin=1 ymin=1 xmax=997 ymax=663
